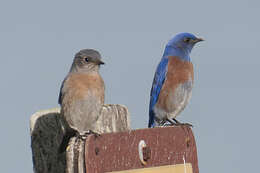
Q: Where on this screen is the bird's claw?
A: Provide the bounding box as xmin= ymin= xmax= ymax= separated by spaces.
xmin=87 ymin=130 xmax=101 ymax=138
xmin=166 ymin=118 xmax=193 ymax=127
xmin=176 ymin=122 xmax=193 ymax=127
xmin=76 ymin=130 xmax=101 ymax=140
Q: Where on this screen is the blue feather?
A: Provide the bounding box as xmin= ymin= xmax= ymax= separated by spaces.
xmin=148 ymin=56 xmax=168 ymax=127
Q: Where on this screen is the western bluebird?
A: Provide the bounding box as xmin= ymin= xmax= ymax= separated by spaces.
xmin=58 ymin=49 xmax=105 ymax=151
xmin=148 ymin=33 xmax=203 ymax=128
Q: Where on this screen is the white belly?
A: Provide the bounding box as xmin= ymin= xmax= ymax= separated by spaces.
xmin=153 ymin=81 xmax=193 ymax=121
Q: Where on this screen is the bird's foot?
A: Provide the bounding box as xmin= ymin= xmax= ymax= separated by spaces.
xmin=166 ymin=118 xmax=193 ymax=127
xmin=77 ymin=130 xmax=101 ymax=140
xmin=177 ymin=122 xmax=193 ymax=127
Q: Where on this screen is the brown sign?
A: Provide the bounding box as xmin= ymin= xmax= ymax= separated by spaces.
xmin=85 ymin=126 xmax=199 ymax=173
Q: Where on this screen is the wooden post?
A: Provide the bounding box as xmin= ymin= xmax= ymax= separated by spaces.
xmin=30 ymin=105 xmax=130 ymax=173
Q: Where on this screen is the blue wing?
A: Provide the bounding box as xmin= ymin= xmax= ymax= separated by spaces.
xmin=148 ymin=56 xmax=169 ymax=127
xmin=58 ymin=76 xmax=68 ymax=105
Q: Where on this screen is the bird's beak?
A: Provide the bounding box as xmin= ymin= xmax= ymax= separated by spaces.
xmin=194 ymin=38 xmax=204 ymax=43
xmin=98 ymin=59 xmax=105 ymax=65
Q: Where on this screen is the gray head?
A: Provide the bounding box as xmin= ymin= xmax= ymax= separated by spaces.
xmin=70 ymin=49 xmax=104 ymax=73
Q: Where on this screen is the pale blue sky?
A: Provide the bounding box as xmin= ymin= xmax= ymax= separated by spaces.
xmin=1 ymin=0 xmax=260 ymax=172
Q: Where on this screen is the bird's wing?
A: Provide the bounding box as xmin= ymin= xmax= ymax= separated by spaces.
xmin=148 ymin=57 xmax=169 ymax=127
xmin=58 ymin=76 xmax=68 ymax=105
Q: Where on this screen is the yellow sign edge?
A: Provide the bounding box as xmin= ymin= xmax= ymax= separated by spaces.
xmin=108 ymin=163 xmax=193 ymax=173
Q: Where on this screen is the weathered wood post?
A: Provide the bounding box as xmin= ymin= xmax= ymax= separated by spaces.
xmin=30 ymin=105 xmax=130 ymax=173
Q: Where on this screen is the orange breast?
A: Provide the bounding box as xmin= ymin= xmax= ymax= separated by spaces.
xmin=64 ymin=72 xmax=105 ymax=103
xmin=156 ymin=56 xmax=193 ymax=112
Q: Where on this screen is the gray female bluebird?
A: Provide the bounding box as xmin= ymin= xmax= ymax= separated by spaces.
xmin=58 ymin=49 xmax=105 ymax=152
xmin=148 ymin=33 xmax=203 ymax=127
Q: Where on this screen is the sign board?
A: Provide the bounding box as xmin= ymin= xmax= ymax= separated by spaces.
xmin=85 ymin=126 xmax=198 ymax=173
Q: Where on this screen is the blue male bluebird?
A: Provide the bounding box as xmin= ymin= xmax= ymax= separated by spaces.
xmin=58 ymin=49 xmax=105 ymax=152
xmin=148 ymin=33 xmax=203 ymax=128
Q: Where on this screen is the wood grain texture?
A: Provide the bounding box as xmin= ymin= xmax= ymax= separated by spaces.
xmin=30 ymin=108 xmax=66 ymax=173
xmin=30 ymin=104 xmax=130 ymax=173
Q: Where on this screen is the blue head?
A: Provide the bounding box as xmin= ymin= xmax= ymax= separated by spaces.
xmin=164 ymin=32 xmax=204 ymax=61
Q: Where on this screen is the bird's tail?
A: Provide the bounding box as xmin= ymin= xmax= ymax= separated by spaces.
xmin=58 ymin=129 xmax=77 ymax=153
xmin=148 ymin=110 xmax=156 ymax=128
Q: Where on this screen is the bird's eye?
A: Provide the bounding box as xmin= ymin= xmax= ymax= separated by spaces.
xmin=85 ymin=58 xmax=89 ymax=62
xmin=184 ymin=38 xmax=190 ymax=43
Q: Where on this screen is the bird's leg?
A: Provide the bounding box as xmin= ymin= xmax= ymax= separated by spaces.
xmin=165 ymin=118 xmax=178 ymax=126
xmin=166 ymin=118 xmax=193 ymax=127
